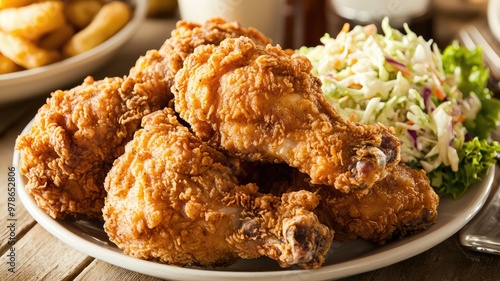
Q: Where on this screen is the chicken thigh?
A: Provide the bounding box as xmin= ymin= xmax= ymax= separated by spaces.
xmin=239 ymin=162 xmax=439 ymax=244
xmin=309 ymin=164 xmax=439 ymax=243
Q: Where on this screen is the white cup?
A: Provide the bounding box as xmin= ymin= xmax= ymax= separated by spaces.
xmin=178 ymin=0 xmax=284 ymax=45
xmin=331 ymin=0 xmax=431 ymax=28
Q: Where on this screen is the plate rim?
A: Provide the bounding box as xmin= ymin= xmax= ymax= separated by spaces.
xmin=13 ymin=117 xmax=495 ymax=281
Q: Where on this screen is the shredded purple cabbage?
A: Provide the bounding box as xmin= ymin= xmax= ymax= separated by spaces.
xmin=408 ymin=130 xmax=418 ymax=149
xmin=422 ymin=87 xmax=435 ymax=112
xmin=385 ymin=56 xmax=406 ymax=68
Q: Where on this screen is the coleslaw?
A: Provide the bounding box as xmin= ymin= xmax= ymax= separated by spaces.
xmin=298 ymin=18 xmax=500 ymax=198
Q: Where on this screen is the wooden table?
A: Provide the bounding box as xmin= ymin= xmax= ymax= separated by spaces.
xmin=1 ymin=7 xmax=499 ymax=281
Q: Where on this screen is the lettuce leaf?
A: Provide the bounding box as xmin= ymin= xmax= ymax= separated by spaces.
xmin=426 ymin=138 xmax=500 ymax=199
xmin=424 ymin=42 xmax=500 ymax=198
xmin=442 ymin=42 xmax=500 ymax=139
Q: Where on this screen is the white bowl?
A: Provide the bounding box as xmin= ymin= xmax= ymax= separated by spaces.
xmin=488 ymin=0 xmax=500 ymax=43
xmin=0 ymin=0 xmax=148 ymax=104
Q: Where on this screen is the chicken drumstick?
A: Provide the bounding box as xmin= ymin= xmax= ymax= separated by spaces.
xmin=174 ymin=36 xmax=401 ymax=193
xmin=103 ymin=108 xmax=333 ymax=269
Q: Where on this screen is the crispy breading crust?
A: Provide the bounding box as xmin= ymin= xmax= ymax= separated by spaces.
xmin=173 ymin=36 xmax=401 ymax=193
xmin=16 ymin=75 xmax=168 ymax=218
xmin=15 ymin=18 xmax=272 ymax=219
xmin=103 ymin=108 xmax=333 ymax=268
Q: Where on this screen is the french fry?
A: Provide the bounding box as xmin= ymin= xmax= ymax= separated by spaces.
xmin=64 ymin=0 xmax=102 ymax=29
xmin=0 ymin=0 xmax=36 ymax=9
xmin=0 ymin=0 xmax=132 ymax=75
xmin=38 ymin=23 xmax=75 ymax=50
xmin=0 ymin=30 xmax=60 ymax=69
xmin=0 ymin=1 xmax=65 ymax=41
xmin=0 ymin=52 xmax=22 ymax=74
xmin=63 ymin=1 xmax=131 ymax=57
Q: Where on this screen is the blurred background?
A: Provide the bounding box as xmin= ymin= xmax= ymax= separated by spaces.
xmin=153 ymin=0 xmax=490 ymax=49
xmin=156 ymin=0 xmax=497 ymax=95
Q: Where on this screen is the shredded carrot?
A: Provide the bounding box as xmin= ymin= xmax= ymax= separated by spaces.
xmin=348 ymin=83 xmax=362 ymax=89
xmin=456 ymin=115 xmax=466 ymax=123
xmin=433 ymin=87 xmax=446 ymax=101
xmin=340 ymin=23 xmax=350 ymax=34
xmin=452 ymin=115 xmax=466 ymax=127
xmin=349 ymin=112 xmax=356 ymax=122
xmin=332 ymin=59 xmax=342 ymax=69
xmin=391 ymin=63 xmax=411 ymax=78
xmin=406 ymin=120 xmax=414 ymax=125
xmin=432 ymin=72 xmax=446 ymax=101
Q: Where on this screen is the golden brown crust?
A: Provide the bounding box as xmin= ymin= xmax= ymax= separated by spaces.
xmin=173 ymin=36 xmax=401 ymax=193
xmin=103 ymin=108 xmax=333 ymax=268
xmin=311 ymin=164 xmax=439 ymax=243
xmin=128 ymin=17 xmax=272 ymax=101
xmin=320 ymin=164 xmax=439 ymax=244
xmin=16 ymin=75 xmax=168 ymax=219
xmin=237 ymin=161 xmax=439 ymax=244
xmin=15 ymin=18 xmax=272 ymax=220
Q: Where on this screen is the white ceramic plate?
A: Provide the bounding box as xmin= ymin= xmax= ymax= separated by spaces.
xmin=14 ymin=118 xmax=495 ymax=281
xmin=489 ymin=0 xmax=500 ymax=44
xmin=0 ymin=0 xmax=148 ymax=104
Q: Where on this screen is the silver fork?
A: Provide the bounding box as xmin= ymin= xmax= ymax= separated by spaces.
xmin=459 ymin=169 xmax=500 ymax=254
xmin=457 ymin=20 xmax=500 ymax=255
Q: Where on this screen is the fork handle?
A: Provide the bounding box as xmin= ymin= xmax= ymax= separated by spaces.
xmin=459 ymin=165 xmax=500 ymax=255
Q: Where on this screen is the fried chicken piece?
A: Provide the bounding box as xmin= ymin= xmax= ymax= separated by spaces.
xmin=173 ymin=36 xmax=401 ymax=193
xmin=103 ymin=108 xmax=333 ymax=269
xmin=246 ymin=162 xmax=439 ymax=244
xmin=16 ymin=75 xmax=168 ymax=219
xmin=315 ymin=164 xmax=439 ymax=243
xmin=128 ymin=17 xmax=271 ymax=99
xmin=15 ymin=18 xmax=271 ymax=219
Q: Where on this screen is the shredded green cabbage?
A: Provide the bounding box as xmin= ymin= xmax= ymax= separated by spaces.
xmin=298 ymin=18 xmax=500 ymax=198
